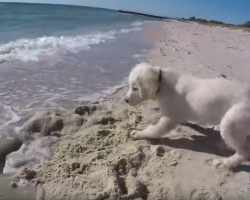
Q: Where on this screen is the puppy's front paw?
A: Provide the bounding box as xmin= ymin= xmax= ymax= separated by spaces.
xmin=212 ymin=159 xmax=227 ymax=169
xmin=207 ymin=158 xmax=233 ymax=170
xmin=130 ymin=130 xmax=144 ymax=140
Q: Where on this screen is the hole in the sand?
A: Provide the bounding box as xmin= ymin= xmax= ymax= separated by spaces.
xmin=74 ymin=105 xmax=97 ymax=116
xmin=18 ymin=168 xmax=37 ymax=180
xmin=136 ymin=182 xmax=149 ymax=200
xmin=130 ymin=152 xmax=146 ymax=171
xmin=71 ymin=162 xmax=80 ymax=171
xmin=112 ymin=158 xmax=129 ymax=194
xmin=114 ymin=158 xmax=128 ymax=176
xmin=115 ymin=175 xmax=128 ymax=195
xmin=98 ymin=129 xmax=111 ymax=137
xmin=100 ymin=116 xmax=116 ymax=125
xmin=156 ymin=146 xmax=165 ymax=154
xmin=155 ymin=145 xmax=166 ymax=157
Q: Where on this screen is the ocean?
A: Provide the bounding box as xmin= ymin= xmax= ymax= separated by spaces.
xmin=0 ymin=3 xmax=158 ymax=139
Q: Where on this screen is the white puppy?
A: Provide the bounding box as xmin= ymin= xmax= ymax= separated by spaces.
xmin=124 ymin=62 xmax=250 ymax=170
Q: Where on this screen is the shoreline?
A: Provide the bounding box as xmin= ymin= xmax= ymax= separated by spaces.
xmin=1 ymin=19 xmax=250 ymax=200
xmin=0 ymin=21 xmax=155 ymax=200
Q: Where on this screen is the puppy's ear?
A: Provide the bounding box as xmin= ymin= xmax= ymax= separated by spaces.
xmin=138 ymin=68 xmax=159 ymax=99
xmin=138 ymin=80 xmax=147 ymax=99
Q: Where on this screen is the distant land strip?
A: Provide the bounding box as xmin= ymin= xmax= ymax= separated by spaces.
xmin=118 ymin=10 xmax=169 ymax=20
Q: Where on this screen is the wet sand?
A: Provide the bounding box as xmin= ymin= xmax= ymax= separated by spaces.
xmin=0 ymin=175 xmax=36 ymax=200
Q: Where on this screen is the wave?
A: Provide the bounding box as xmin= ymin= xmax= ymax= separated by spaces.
xmin=0 ymin=104 xmax=21 ymax=127
xmin=0 ymin=24 xmax=144 ymax=63
xmin=0 ymin=104 xmax=21 ymax=139
xmin=131 ymin=20 xmax=153 ymax=27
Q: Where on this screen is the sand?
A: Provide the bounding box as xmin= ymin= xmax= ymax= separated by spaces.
xmin=2 ymin=19 xmax=250 ymax=200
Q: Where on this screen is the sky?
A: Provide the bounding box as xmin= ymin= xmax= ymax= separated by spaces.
xmin=2 ymin=0 xmax=250 ymax=25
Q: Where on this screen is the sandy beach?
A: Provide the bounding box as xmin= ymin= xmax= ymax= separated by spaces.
xmin=2 ymin=19 xmax=250 ymax=200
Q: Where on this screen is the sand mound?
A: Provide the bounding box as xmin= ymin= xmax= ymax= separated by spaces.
xmin=13 ymin=93 xmax=249 ymax=200
xmin=21 ymin=111 xmax=64 ymax=136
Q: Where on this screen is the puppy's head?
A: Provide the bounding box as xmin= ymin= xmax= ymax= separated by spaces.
xmin=124 ymin=62 xmax=161 ymax=106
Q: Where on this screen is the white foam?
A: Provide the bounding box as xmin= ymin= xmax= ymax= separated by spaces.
xmin=0 ymin=104 xmax=21 ymax=138
xmin=132 ymin=54 xmax=145 ymax=58
xmin=1 ymin=105 xmax=21 ymax=127
xmin=119 ymin=27 xmax=142 ymax=33
xmin=0 ymin=31 xmax=116 ymax=62
xmin=131 ymin=21 xmax=153 ymax=27
xmin=0 ymin=25 xmax=144 ymax=63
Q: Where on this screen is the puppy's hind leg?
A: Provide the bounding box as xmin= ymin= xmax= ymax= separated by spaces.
xmin=131 ymin=116 xmax=178 ymax=140
xmin=212 ymin=103 xmax=250 ymax=170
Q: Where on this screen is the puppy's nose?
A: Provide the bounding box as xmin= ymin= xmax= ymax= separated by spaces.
xmin=124 ymin=97 xmax=129 ymax=104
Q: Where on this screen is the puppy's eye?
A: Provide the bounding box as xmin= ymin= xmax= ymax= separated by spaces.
xmin=132 ymin=87 xmax=138 ymax=91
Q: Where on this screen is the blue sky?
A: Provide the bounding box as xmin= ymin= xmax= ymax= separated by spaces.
xmin=2 ymin=0 xmax=250 ymax=24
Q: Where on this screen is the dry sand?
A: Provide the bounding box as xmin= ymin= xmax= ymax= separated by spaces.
xmin=3 ymin=20 xmax=250 ymax=200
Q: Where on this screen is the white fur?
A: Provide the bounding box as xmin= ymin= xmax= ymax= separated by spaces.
xmin=124 ymin=62 xmax=250 ymax=170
